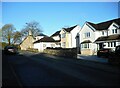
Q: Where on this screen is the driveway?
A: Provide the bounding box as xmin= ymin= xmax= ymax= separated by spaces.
xmin=77 ymin=54 xmax=108 ymax=63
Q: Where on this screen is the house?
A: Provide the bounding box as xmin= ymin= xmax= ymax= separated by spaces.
xmin=60 ymin=25 xmax=80 ymax=48
xmin=79 ymin=18 xmax=120 ymax=55
xmin=33 ymin=36 xmax=57 ymax=52
xmin=94 ymin=18 xmax=120 ymax=50
xmin=51 ymin=30 xmax=61 ymax=47
xmin=35 ymin=33 xmax=47 ymax=41
xmin=20 ymin=30 xmax=35 ymax=50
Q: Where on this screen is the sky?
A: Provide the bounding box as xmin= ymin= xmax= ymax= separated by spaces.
xmin=2 ymin=2 xmax=119 ymax=36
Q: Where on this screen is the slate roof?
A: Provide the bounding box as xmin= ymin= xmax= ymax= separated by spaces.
xmin=87 ymin=18 xmax=120 ymax=30
xmin=81 ymin=40 xmax=92 ymax=44
xmin=94 ymin=34 xmax=120 ymax=43
xmin=63 ymin=25 xmax=77 ymax=32
xmin=36 ymin=33 xmax=47 ymax=37
xmin=33 ymin=36 xmax=55 ymax=43
xmin=51 ymin=31 xmax=60 ymax=37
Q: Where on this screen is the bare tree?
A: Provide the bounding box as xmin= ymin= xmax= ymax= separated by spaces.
xmin=21 ymin=21 xmax=43 ymax=37
xmin=2 ymin=24 xmax=16 ymax=45
xmin=12 ymin=31 xmax=22 ymax=44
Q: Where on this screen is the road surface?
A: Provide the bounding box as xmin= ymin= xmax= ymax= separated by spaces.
xmin=2 ymin=51 xmax=120 ymax=87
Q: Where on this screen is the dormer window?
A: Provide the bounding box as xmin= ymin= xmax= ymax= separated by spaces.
xmin=102 ymin=31 xmax=104 ymax=35
xmin=112 ymin=29 xmax=117 ymax=34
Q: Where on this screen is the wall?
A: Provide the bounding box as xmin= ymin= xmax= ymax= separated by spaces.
xmin=60 ymin=29 xmax=66 ymax=48
xmin=44 ymin=48 xmax=77 ymax=58
xmin=34 ymin=42 xmax=56 ymax=52
xmin=20 ymin=35 xmax=35 ymax=50
xmin=71 ymin=25 xmax=80 ymax=48
xmin=108 ymin=22 xmax=120 ymax=36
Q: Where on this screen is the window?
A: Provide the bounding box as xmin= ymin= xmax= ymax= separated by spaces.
xmin=62 ymin=33 xmax=66 ymax=38
xmin=113 ymin=42 xmax=116 ymax=47
xmin=108 ymin=42 xmax=110 ymax=47
xmin=108 ymin=42 xmax=116 ymax=47
xmin=62 ymin=42 xmax=66 ymax=48
xmin=102 ymin=31 xmax=104 ymax=35
xmin=84 ymin=32 xmax=90 ymax=38
xmin=82 ymin=43 xmax=90 ymax=49
xmin=51 ymin=44 xmax=55 ymax=47
xmin=115 ymin=29 xmax=117 ymax=33
xmin=112 ymin=29 xmax=117 ymax=34
xmin=111 ymin=42 xmax=113 ymax=47
xmin=43 ymin=44 xmax=46 ymax=48
xmin=84 ymin=44 xmax=87 ymax=48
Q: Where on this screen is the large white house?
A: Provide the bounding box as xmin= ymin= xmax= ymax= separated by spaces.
xmin=79 ymin=18 xmax=120 ymax=55
xmin=60 ymin=25 xmax=81 ymax=48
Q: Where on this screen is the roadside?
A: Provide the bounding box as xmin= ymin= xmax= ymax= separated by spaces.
xmin=77 ymin=54 xmax=108 ymax=63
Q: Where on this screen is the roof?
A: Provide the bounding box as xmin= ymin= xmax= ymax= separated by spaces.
xmin=36 ymin=33 xmax=47 ymax=37
xmin=81 ymin=40 xmax=92 ymax=44
xmin=87 ymin=18 xmax=120 ymax=30
xmin=63 ymin=25 xmax=77 ymax=32
xmin=51 ymin=31 xmax=60 ymax=37
xmin=94 ymin=34 xmax=120 ymax=43
xmin=33 ymin=36 xmax=55 ymax=43
xmin=19 ymin=35 xmax=35 ymax=45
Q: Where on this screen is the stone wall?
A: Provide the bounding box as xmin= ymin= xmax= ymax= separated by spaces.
xmin=81 ymin=49 xmax=93 ymax=55
xmin=44 ymin=48 xmax=77 ymax=58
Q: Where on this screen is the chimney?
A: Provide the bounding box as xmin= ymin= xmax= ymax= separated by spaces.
xmin=28 ymin=30 xmax=32 ymax=36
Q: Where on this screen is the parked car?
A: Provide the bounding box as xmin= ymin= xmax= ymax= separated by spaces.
xmin=108 ymin=45 xmax=120 ymax=65
xmin=97 ymin=48 xmax=114 ymax=58
xmin=4 ymin=45 xmax=18 ymax=55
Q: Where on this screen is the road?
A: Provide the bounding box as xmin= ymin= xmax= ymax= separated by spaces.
xmin=2 ymin=51 xmax=120 ymax=87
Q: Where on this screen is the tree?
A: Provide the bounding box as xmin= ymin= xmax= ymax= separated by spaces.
xmin=2 ymin=24 xmax=16 ymax=45
xmin=21 ymin=21 xmax=43 ymax=37
xmin=12 ymin=31 xmax=22 ymax=44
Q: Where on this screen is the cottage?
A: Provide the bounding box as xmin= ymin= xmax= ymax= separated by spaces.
xmin=20 ymin=30 xmax=35 ymax=50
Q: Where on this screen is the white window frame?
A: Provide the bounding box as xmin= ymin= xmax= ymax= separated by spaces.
xmin=84 ymin=32 xmax=90 ymax=38
xmin=81 ymin=43 xmax=90 ymax=49
xmin=62 ymin=33 xmax=66 ymax=38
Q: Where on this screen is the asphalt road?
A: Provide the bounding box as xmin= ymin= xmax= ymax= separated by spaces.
xmin=2 ymin=51 xmax=120 ymax=87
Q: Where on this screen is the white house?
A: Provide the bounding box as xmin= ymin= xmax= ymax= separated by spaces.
xmin=51 ymin=30 xmax=61 ymax=47
xmin=79 ymin=18 xmax=120 ymax=55
xmin=33 ymin=36 xmax=57 ymax=52
xmin=60 ymin=25 xmax=81 ymax=48
xmin=34 ymin=33 xmax=46 ymax=41
xmin=79 ymin=22 xmax=98 ymax=55
xmin=94 ymin=18 xmax=120 ymax=51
